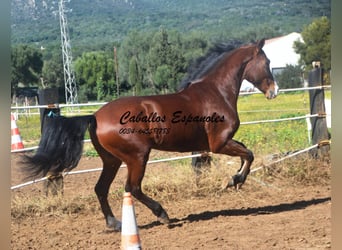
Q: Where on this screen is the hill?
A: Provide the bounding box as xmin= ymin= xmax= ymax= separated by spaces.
xmin=11 ymin=0 xmax=331 ymax=50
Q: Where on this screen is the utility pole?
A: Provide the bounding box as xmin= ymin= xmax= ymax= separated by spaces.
xmin=59 ymin=0 xmax=78 ymax=107
xmin=114 ymin=46 xmax=119 ymax=97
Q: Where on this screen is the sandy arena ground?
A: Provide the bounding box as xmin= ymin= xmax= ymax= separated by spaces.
xmin=11 ymin=153 xmax=331 ymax=249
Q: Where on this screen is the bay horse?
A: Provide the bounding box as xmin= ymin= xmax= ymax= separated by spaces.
xmin=22 ymin=39 xmax=278 ymax=231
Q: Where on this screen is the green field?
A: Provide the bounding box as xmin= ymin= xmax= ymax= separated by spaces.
xmin=236 ymin=91 xmax=311 ymax=154
xmin=13 ymin=91 xmax=330 ymax=156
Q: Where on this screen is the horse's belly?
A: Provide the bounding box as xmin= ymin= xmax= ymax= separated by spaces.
xmin=150 ymin=127 xmax=209 ymax=152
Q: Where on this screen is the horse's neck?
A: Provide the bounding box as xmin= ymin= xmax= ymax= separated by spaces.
xmin=206 ymin=52 xmax=250 ymax=101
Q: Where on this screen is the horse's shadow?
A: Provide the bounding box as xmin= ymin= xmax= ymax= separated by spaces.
xmin=139 ymin=197 xmax=331 ymax=230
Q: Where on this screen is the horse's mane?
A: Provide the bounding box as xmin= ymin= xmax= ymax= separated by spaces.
xmin=178 ymin=40 xmax=244 ymax=90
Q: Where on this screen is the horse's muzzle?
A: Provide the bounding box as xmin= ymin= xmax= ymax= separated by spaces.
xmin=266 ymin=81 xmax=279 ymax=99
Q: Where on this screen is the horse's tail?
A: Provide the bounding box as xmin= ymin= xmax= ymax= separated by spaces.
xmin=21 ymin=115 xmax=96 ymax=179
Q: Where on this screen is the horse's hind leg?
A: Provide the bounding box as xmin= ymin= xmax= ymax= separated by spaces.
xmin=89 ymin=120 xmax=122 ymax=230
xmin=125 ymin=155 xmax=170 ymax=224
xmin=94 ymin=152 xmax=122 ymax=231
xmin=218 ymin=139 xmax=254 ymax=190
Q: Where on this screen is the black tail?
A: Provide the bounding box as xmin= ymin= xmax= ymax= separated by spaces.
xmin=21 ymin=115 xmax=96 ymax=179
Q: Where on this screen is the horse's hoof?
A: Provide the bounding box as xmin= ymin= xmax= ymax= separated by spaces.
xmin=228 ymin=178 xmax=235 ymax=188
xmin=157 ymin=211 xmax=170 ymax=224
xmin=221 ymin=176 xmax=235 ymax=190
xmin=106 ymin=215 xmax=122 ymax=231
xmin=113 ymin=221 xmax=122 ymax=231
xmin=222 ymin=175 xmax=243 ymax=190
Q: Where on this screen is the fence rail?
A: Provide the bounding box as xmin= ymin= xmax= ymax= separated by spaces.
xmin=11 ymin=86 xmax=331 ymax=112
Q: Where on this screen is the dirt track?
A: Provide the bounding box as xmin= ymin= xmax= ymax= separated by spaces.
xmin=11 ymin=154 xmax=331 ymax=249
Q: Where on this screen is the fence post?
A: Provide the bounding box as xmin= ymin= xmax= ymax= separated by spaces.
xmin=191 ymin=152 xmax=212 ymax=184
xmin=38 ymin=88 xmax=61 ymax=131
xmin=308 ymin=62 xmax=330 ymax=159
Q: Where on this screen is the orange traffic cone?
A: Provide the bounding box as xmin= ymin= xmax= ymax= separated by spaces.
xmin=11 ymin=113 xmax=24 ymax=150
xmin=121 ymin=192 xmax=141 ymax=250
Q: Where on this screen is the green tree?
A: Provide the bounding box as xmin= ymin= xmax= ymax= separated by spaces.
xmin=153 ymin=65 xmax=172 ymax=93
xmin=74 ymin=51 xmax=116 ymax=101
xmin=182 ymin=34 xmax=208 ymax=64
xmin=41 ymin=52 xmax=64 ymax=89
xmin=11 ymin=45 xmax=43 ymax=95
xmin=118 ymin=30 xmax=152 ymax=94
xmin=118 ymin=28 xmax=187 ymax=95
xmin=294 ymin=16 xmax=331 ymax=71
xmin=128 ymin=56 xmax=142 ymax=95
xmin=275 ymin=64 xmax=303 ymax=89
xmin=96 ymin=79 xmax=106 ymax=101
xmin=147 ymin=28 xmax=186 ymax=93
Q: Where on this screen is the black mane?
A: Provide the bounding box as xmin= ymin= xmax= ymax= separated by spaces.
xmin=178 ymin=40 xmax=244 ymax=90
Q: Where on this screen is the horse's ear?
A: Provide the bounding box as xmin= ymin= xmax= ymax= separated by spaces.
xmin=257 ymin=38 xmax=265 ymax=48
xmin=254 ymin=38 xmax=265 ymax=55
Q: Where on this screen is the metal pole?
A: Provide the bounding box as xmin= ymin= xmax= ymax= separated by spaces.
xmin=114 ymin=46 xmax=119 ymax=97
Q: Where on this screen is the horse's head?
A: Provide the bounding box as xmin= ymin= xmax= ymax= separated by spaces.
xmin=243 ymin=39 xmax=278 ymax=99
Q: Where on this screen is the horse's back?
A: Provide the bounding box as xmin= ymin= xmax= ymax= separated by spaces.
xmin=93 ymin=93 xmax=211 ymax=153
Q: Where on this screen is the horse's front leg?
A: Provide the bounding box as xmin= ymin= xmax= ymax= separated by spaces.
xmin=216 ymin=139 xmax=254 ymax=190
xmin=125 ymin=153 xmax=170 ymax=224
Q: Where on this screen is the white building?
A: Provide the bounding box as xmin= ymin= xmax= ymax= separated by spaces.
xmin=241 ymin=32 xmax=303 ymax=92
xmin=263 ymin=32 xmax=303 ymax=75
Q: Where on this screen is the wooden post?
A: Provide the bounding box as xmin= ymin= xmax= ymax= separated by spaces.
xmin=308 ymin=62 xmax=330 ymax=159
xmin=44 ymin=173 xmax=64 ymax=196
xmin=114 ymin=46 xmax=119 ymax=97
xmin=191 ymin=152 xmax=212 ymax=185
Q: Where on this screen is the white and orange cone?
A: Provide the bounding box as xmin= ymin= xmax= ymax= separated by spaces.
xmin=121 ymin=192 xmax=141 ymax=250
xmin=11 ymin=113 xmax=24 ymax=150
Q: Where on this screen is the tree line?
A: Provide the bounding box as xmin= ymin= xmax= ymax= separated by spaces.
xmin=11 ymin=27 xmax=209 ymax=102
xmin=11 ymin=17 xmax=331 ymax=103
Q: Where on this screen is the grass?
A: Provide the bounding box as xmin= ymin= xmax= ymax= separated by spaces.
xmin=15 ymin=115 xmax=42 ymax=147
xmin=11 ymin=192 xmax=100 ymax=221
xmin=236 ymin=91 xmax=312 ymax=154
